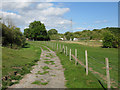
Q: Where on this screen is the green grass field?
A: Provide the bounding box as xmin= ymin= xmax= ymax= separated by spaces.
xmin=56 ymin=51 xmax=104 ymax=88
xmin=32 ymin=41 xmax=118 ymax=88
xmin=2 ymin=41 xmax=118 ymax=88
xmin=0 ymin=46 xmax=2 ymax=88
xmin=2 ymin=43 xmax=41 ymax=89
xmin=78 ymin=40 xmax=102 ymax=47
xmin=55 ymin=41 xmax=118 ymax=88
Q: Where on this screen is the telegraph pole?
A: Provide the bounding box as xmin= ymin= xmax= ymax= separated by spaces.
xmin=70 ymin=19 xmax=73 ymax=41
xmin=71 ymin=19 xmax=73 ymax=33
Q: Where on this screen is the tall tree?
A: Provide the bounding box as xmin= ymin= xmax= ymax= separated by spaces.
xmin=24 ymin=21 xmax=50 ymax=41
xmin=48 ymin=29 xmax=58 ymax=35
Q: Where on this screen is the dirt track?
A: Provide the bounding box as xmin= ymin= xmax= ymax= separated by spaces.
xmin=9 ymin=47 xmax=66 ymax=88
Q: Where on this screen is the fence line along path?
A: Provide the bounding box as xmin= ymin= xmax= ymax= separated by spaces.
xmin=9 ymin=46 xmax=66 ymax=88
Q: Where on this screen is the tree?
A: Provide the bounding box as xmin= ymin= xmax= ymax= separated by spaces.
xmin=12 ymin=27 xmax=25 ymax=46
xmin=64 ymin=32 xmax=74 ymax=40
xmin=48 ymin=29 xmax=58 ymax=35
xmin=101 ymin=27 xmax=120 ymax=48
xmin=24 ymin=21 xmax=50 ymax=41
xmin=2 ymin=23 xmax=26 ymax=48
xmin=24 ymin=28 xmax=30 ymax=38
xmin=49 ymin=35 xmax=60 ymax=40
xmin=47 ymin=29 xmax=58 ymax=40
xmin=103 ymin=32 xmax=114 ymax=48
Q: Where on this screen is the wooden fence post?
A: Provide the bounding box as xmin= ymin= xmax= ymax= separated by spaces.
xmin=105 ymin=58 xmax=111 ymax=89
xmin=51 ymin=43 xmax=52 ymax=48
xmin=52 ymin=43 xmax=54 ymax=50
xmin=63 ymin=45 xmax=64 ymax=53
xmin=85 ymin=50 xmax=88 ymax=75
xmin=64 ymin=47 xmax=65 ymax=54
xmin=60 ymin=44 xmax=61 ymax=50
xmin=51 ymin=43 xmax=53 ymax=49
xmin=55 ymin=43 xmax=56 ymax=50
xmin=75 ymin=49 xmax=77 ymax=65
xmin=69 ymin=49 xmax=71 ymax=61
xmin=56 ymin=43 xmax=57 ymax=50
xmin=54 ymin=43 xmax=56 ymax=50
xmin=66 ymin=46 xmax=67 ymax=56
xmin=60 ymin=44 xmax=61 ymax=52
xmin=53 ymin=43 xmax=54 ymax=50
xmin=57 ymin=43 xmax=58 ymax=51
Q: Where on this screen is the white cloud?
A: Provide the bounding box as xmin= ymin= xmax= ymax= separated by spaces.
xmin=1 ymin=11 xmax=21 ymax=18
xmin=94 ymin=20 xmax=108 ymax=24
xmin=1 ymin=11 xmax=24 ymax=26
xmin=37 ymin=3 xmax=53 ymax=9
xmin=41 ymin=7 xmax=70 ymax=16
xmin=2 ymin=0 xmax=119 ymax=2
xmin=1 ymin=2 xmax=71 ymax=32
xmin=75 ymin=27 xmax=86 ymax=30
xmin=2 ymin=2 xmax=31 ymax=11
xmin=75 ymin=26 xmax=98 ymax=31
xmin=2 ymin=0 xmax=56 ymax=2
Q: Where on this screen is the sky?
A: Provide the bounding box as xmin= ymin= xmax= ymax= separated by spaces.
xmin=0 ymin=0 xmax=119 ymax=33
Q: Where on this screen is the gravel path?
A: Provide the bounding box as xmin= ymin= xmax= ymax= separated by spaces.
xmin=9 ymin=47 xmax=66 ymax=88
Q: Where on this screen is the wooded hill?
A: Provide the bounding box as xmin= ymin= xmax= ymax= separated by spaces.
xmin=1 ymin=20 xmax=119 ymax=48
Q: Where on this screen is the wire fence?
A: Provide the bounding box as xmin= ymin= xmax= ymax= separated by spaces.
xmin=30 ymin=41 xmax=118 ymax=88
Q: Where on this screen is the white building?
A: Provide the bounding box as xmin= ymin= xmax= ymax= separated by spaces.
xmin=60 ymin=38 xmax=64 ymax=40
xmin=73 ymin=38 xmax=78 ymax=41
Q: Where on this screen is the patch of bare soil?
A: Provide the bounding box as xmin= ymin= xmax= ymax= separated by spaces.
xmin=8 ymin=47 xmax=66 ymax=88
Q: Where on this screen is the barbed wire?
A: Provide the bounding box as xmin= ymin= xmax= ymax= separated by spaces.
xmin=88 ymin=55 xmax=105 ymax=65
xmin=32 ymin=41 xmax=118 ymax=87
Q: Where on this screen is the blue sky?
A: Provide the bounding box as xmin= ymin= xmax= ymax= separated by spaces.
xmin=1 ymin=1 xmax=118 ymax=33
xmin=61 ymin=2 xmax=118 ymax=32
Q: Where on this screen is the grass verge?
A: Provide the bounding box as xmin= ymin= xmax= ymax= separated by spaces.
xmin=36 ymin=71 xmax=49 ymax=75
xmin=2 ymin=42 xmax=41 ymax=89
xmin=42 ymin=66 xmax=50 ymax=70
xmin=31 ymin=80 xmax=48 ymax=85
xmin=56 ymin=52 xmax=104 ymax=88
xmin=48 ymin=41 xmax=118 ymax=88
xmin=44 ymin=61 xmax=55 ymax=65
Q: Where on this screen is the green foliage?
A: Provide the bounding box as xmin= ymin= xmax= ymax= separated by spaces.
xmin=48 ymin=29 xmax=58 ymax=35
xmin=64 ymin=32 xmax=74 ymax=40
xmin=72 ymin=29 xmax=107 ymax=40
xmin=71 ymin=27 xmax=119 ymax=48
xmin=10 ymin=75 xmax=22 ymax=80
xmin=49 ymin=34 xmax=60 ymax=40
xmin=31 ymin=80 xmax=41 ymax=85
xmin=73 ymin=31 xmax=82 ymax=38
xmin=24 ymin=21 xmax=50 ymax=41
xmin=103 ymin=32 xmax=114 ymax=48
xmin=102 ymin=28 xmax=120 ymax=48
xmin=2 ymin=23 xmax=26 ymax=48
xmin=24 ymin=28 xmax=30 ymax=38
xmin=32 ymin=80 xmax=48 ymax=85
xmin=44 ymin=61 xmax=55 ymax=65
xmin=36 ymin=71 xmax=49 ymax=75
xmin=42 ymin=66 xmax=50 ymax=70
xmin=48 ymin=29 xmax=60 ymax=40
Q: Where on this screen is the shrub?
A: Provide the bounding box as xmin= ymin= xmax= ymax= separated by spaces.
xmin=2 ymin=23 xmax=26 ymax=48
xmin=102 ymin=32 xmax=117 ymax=48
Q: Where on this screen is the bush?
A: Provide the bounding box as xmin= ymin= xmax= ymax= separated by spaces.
xmin=2 ymin=23 xmax=26 ymax=48
xmin=102 ymin=32 xmax=118 ymax=48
